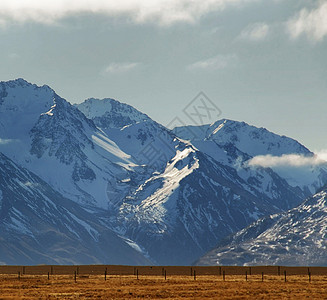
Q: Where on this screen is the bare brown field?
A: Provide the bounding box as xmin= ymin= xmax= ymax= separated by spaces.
xmin=1 ymin=272 xmax=327 ymax=299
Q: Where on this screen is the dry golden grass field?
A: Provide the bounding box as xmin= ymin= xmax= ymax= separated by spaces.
xmin=1 ymin=266 xmax=327 ymax=299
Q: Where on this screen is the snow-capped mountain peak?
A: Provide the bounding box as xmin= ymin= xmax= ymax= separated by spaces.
xmin=76 ymin=97 xmax=151 ymax=129
xmin=174 ymin=118 xmax=312 ymax=157
xmin=0 ymin=79 xmax=55 ymax=139
xmin=0 ymin=80 xmax=137 ymax=209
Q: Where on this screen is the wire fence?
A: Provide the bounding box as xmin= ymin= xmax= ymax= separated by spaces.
xmin=1 ymin=265 xmax=327 ymax=281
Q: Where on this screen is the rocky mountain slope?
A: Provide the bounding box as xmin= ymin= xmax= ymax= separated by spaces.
xmin=196 ymin=186 xmax=327 ymax=266
xmin=0 ymin=152 xmax=150 ymax=265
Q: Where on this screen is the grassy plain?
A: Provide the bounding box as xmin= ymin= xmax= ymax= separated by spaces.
xmin=1 ymin=274 xmax=327 ymax=299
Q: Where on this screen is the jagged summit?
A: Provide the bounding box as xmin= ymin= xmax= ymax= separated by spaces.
xmin=0 ymin=79 xmax=56 ymax=142
xmin=0 ymin=78 xmax=53 ymax=99
xmin=1 ymin=78 xmax=34 ymax=87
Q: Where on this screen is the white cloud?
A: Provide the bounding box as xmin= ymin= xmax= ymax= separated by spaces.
xmin=103 ymin=62 xmax=140 ymax=74
xmin=247 ymin=152 xmax=327 ymax=169
xmin=315 ymin=149 xmax=327 ymax=162
xmin=239 ymin=22 xmax=269 ymax=41
xmin=0 ymin=0 xmax=258 ymax=27
xmin=188 ymin=54 xmax=238 ymax=71
xmin=287 ymin=2 xmax=327 ymax=42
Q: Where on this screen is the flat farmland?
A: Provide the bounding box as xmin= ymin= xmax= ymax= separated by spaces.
xmin=1 ymin=273 xmax=327 ymax=299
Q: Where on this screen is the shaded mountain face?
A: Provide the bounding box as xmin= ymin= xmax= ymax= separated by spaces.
xmin=196 ymin=187 xmax=327 ymax=267
xmin=115 ymin=148 xmax=307 ymax=265
xmin=0 ymin=152 xmax=150 ymax=265
xmin=0 ymin=79 xmax=325 ymax=265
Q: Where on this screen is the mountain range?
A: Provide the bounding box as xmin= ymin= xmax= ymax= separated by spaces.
xmin=0 ymin=78 xmax=326 ymax=265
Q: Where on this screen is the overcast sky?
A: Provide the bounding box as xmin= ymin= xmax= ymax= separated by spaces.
xmin=0 ymin=0 xmax=326 ymax=151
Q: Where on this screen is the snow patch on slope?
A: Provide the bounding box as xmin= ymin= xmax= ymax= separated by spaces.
xmin=119 ymin=147 xmax=199 ymax=234
xmin=65 ymin=210 xmax=99 ymax=241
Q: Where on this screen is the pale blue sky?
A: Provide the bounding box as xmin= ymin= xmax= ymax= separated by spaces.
xmin=0 ymin=0 xmax=326 ymax=150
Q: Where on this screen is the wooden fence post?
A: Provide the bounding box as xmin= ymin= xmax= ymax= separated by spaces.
xmin=284 ymin=270 xmax=287 ymax=282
